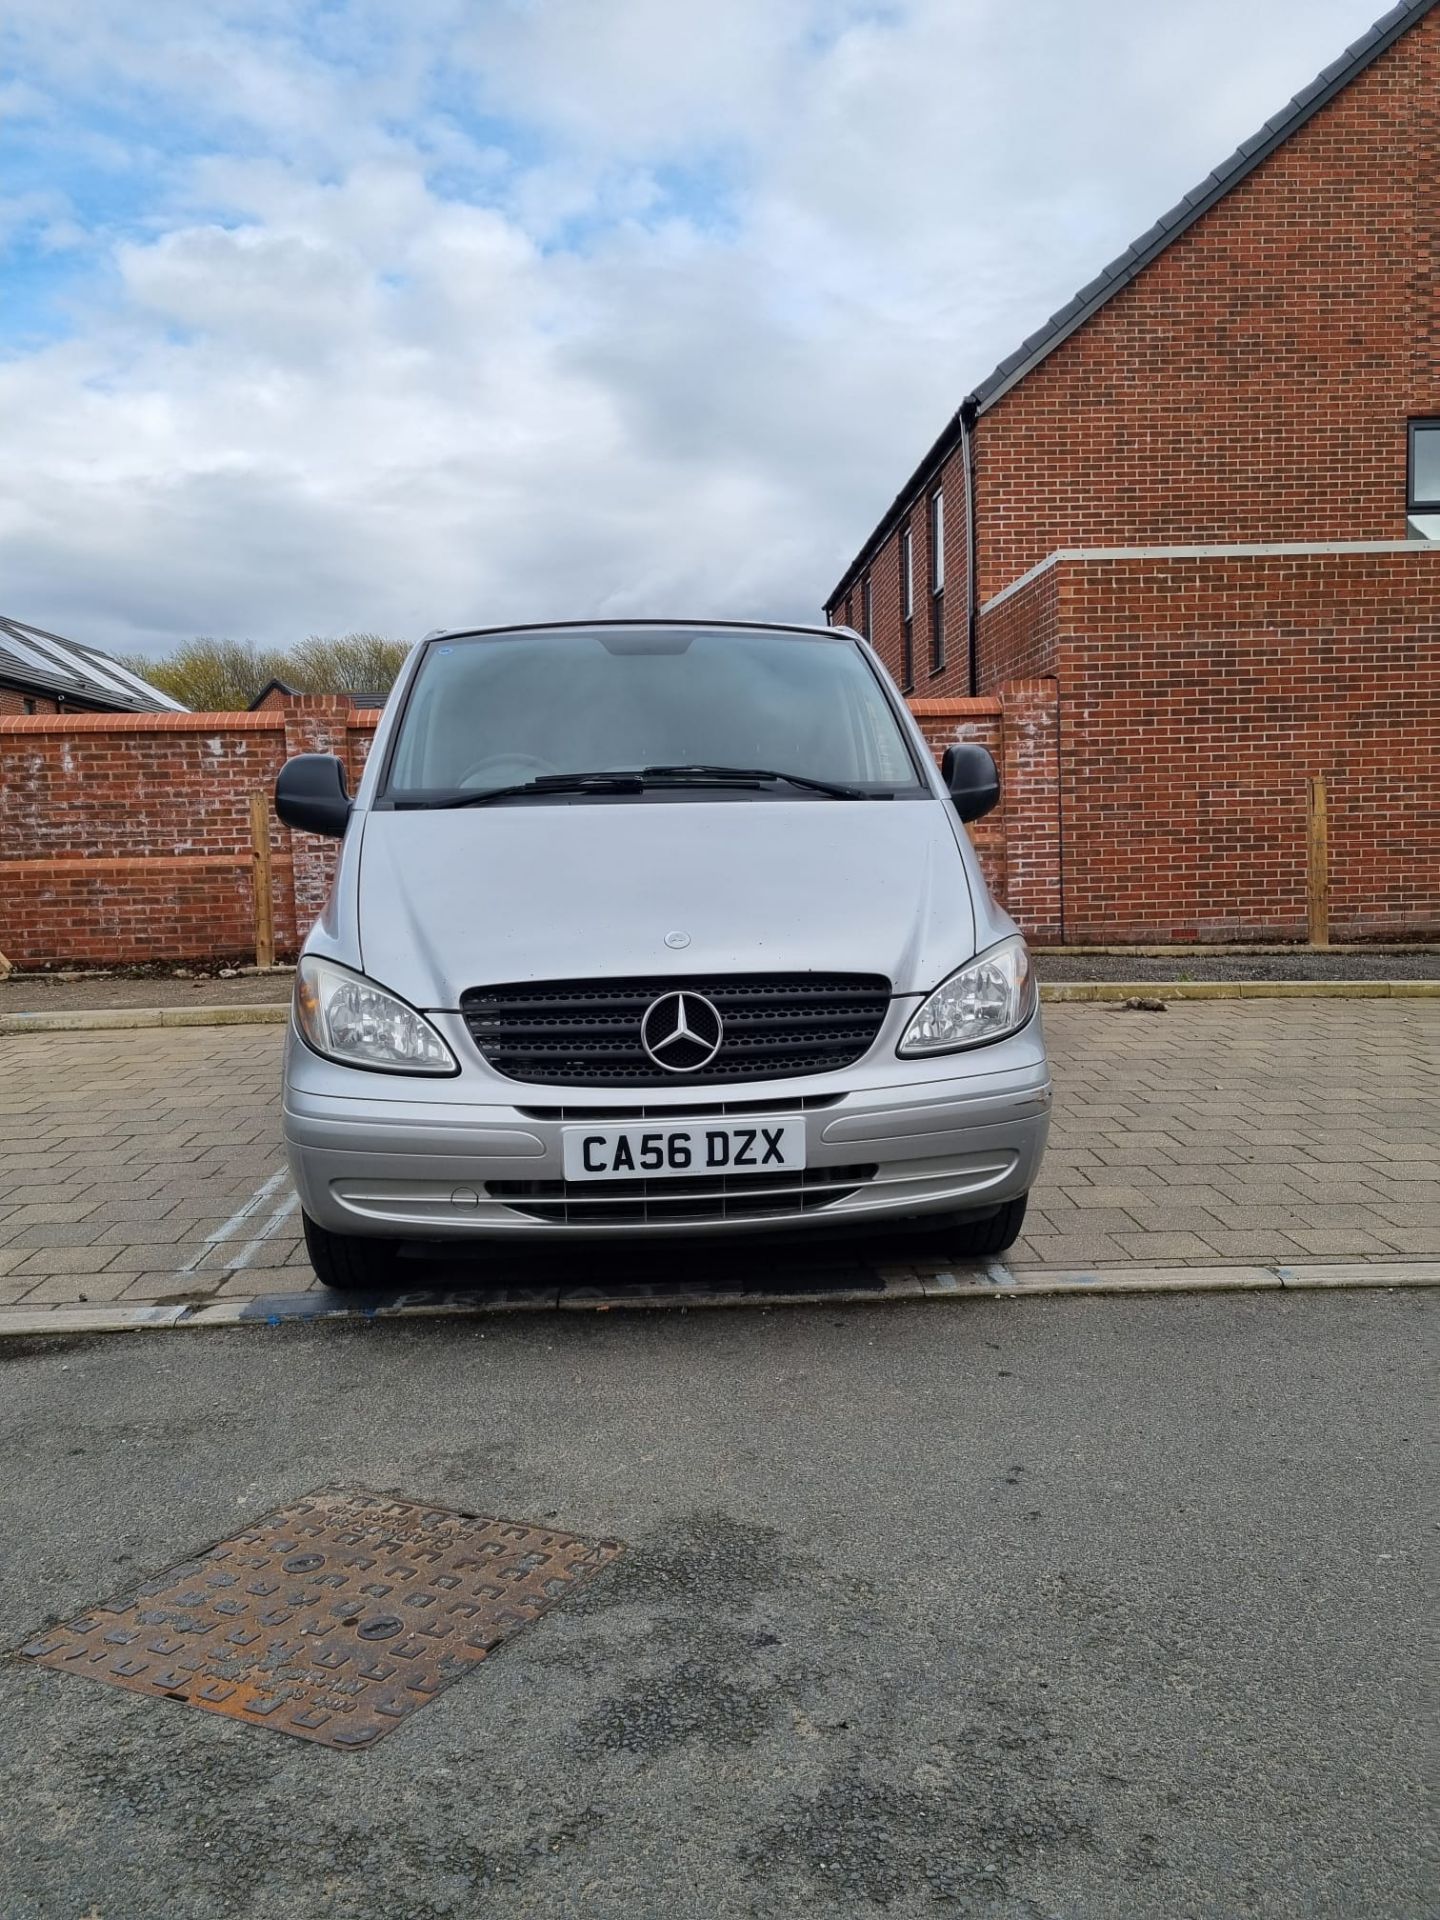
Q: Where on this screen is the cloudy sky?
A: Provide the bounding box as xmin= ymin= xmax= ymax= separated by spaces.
xmin=0 ymin=0 xmax=1389 ymax=657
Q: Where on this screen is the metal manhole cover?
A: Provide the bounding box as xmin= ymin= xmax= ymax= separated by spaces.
xmin=17 ymin=1487 xmax=623 ymax=1749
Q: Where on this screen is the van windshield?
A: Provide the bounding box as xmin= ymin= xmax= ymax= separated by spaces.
xmin=382 ymin=625 xmax=925 ymax=801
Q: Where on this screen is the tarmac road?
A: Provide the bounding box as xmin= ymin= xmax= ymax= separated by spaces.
xmin=0 ymin=1288 xmax=1431 ymax=1920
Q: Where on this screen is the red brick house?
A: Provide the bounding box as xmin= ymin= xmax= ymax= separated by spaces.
xmin=826 ymin=0 xmax=1438 ymax=944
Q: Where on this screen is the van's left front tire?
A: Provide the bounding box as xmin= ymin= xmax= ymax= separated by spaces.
xmin=899 ymin=1193 xmax=1029 ymax=1257
xmin=302 ymin=1212 xmax=402 ymax=1292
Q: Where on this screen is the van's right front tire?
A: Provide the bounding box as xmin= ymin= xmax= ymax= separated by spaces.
xmin=302 ymin=1212 xmax=402 ymax=1292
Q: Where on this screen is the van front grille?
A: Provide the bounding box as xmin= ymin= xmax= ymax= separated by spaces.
xmin=486 ymin=1164 xmax=877 ymax=1225
xmin=460 ymin=974 xmax=891 ymax=1087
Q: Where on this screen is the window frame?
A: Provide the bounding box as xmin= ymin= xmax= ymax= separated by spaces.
xmin=1408 ymin=418 xmax=1440 ymax=513
xmin=899 ymin=521 xmax=914 ymax=693
xmin=860 ymin=571 xmax=872 ymax=643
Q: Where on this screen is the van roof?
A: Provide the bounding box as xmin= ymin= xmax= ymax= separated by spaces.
xmin=427 ymin=618 xmax=850 ymax=642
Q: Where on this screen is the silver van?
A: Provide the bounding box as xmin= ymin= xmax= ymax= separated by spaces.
xmin=275 ymin=620 xmax=1051 ymax=1289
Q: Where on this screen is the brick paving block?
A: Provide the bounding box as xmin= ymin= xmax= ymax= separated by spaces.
xmin=1279 ymin=1179 xmax=1395 ymax=1204
xmin=1033 ymin=1201 xmax=1148 ymax=1229
xmin=211 ymin=1265 xmax=299 ymax=1296
xmin=1289 ymin=1202 xmax=1416 ymax=1228
xmin=4 ymin=1202 xmax=101 ymax=1228
xmin=13 ymin=1245 xmax=123 ymax=1278
xmin=1007 ymin=1234 xmax=1131 ymax=1266
xmin=93 ymin=1214 xmax=214 ymax=1246
xmin=1058 ymin=1185 xmax=1154 ymax=1210
xmin=1369 ymin=1204 xmax=1440 ymax=1229
xmin=17 ymin=1270 xmax=148 ymax=1304
xmin=1373 ymin=1227 xmax=1440 ymax=1253
xmin=1285 ymin=1229 xmax=1409 ymax=1257
xmin=0 ymin=1181 xmax=92 ymax=1206
xmin=1118 ymin=1206 xmax=1238 ymax=1234
xmin=1133 ymin=1185 xmax=1242 ymax=1211
xmin=98 ymin=1240 xmax=210 ymax=1273
xmin=115 ymin=1274 xmax=211 ymax=1302
xmin=8 ymin=1222 xmax=109 ymax=1250
xmin=1114 ymin=1231 xmax=1232 ymax=1259
xmin=1193 ymin=1231 xmax=1311 ymax=1259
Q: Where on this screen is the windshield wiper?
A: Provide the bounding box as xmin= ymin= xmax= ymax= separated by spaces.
xmin=402 ymin=772 xmax=646 ymax=809
xmin=638 ymin=763 xmax=879 ymax=799
xmin=398 ymin=763 xmax=882 ymax=808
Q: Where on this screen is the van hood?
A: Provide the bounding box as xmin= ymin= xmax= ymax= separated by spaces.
xmin=356 ymin=799 xmax=976 ymax=1007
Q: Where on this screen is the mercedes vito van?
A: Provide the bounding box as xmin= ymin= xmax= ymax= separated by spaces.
xmin=276 ymin=620 xmax=1051 ymax=1289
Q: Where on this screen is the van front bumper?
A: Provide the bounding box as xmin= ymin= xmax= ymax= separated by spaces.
xmin=282 ymin=1009 xmax=1052 ymax=1242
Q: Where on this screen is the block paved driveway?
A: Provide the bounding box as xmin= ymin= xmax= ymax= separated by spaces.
xmin=0 ymin=1001 xmax=1436 ymax=1312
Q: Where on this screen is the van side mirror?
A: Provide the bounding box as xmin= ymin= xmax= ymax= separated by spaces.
xmin=940 ymin=743 xmax=1000 ymax=822
xmin=275 ymin=754 xmax=351 ymax=838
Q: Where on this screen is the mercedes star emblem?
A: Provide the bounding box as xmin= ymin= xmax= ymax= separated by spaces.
xmin=640 ymin=990 xmax=724 ymax=1072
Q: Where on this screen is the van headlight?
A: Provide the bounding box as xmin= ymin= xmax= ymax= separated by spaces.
xmin=898 ymin=936 xmax=1036 ymax=1055
xmin=293 ymin=956 xmax=458 ymax=1075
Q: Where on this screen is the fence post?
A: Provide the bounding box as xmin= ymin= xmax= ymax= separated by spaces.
xmin=1306 ymin=774 xmax=1329 ymax=948
xmin=249 ymin=791 xmax=276 ymax=969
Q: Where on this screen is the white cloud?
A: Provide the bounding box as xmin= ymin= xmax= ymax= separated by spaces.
xmin=0 ymin=0 xmax=1392 ymax=654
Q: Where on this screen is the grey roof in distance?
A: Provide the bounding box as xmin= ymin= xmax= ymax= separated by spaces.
xmin=0 ymin=614 xmax=187 ymax=713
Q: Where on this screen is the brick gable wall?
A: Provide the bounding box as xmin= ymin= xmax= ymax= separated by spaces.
xmin=971 ymin=8 xmax=1437 ymax=611
xmin=832 ymin=7 xmax=1438 ymax=687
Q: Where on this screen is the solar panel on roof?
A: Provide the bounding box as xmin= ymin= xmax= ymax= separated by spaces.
xmin=0 ymin=627 xmax=82 ymax=682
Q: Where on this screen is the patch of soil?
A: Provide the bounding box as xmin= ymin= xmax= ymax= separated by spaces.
xmin=0 ymin=970 xmax=293 ymax=1013
xmin=1035 ymin=950 xmax=1438 ymax=983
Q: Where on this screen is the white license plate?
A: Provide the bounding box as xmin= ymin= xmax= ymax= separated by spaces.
xmin=561 ymin=1119 xmax=806 ymax=1182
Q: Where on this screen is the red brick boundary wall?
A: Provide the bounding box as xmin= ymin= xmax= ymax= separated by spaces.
xmin=1 ymin=625 xmax=1430 ymax=964
xmin=910 ymin=682 xmax=1062 ymax=943
xmin=0 ymin=698 xmax=376 ymax=967
xmin=980 ymin=546 xmax=1439 ymax=944
xmin=0 ymin=685 xmax=1062 ymax=966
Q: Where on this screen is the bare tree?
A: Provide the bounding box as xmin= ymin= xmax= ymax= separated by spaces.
xmin=286 ymin=633 xmax=410 ymax=697
xmin=123 ymin=638 xmax=293 ymax=711
xmin=123 ymin=633 xmax=409 ymax=710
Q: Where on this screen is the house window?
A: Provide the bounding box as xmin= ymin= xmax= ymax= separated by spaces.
xmin=23 ymin=697 xmax=37 ymax=714
xmin=844 ymin=593 xmax=854 ymax=630
xmin=1408 ymin=419 xmax=1440 ymax=539
xmin=899 ymin=523 xmax=914 ymax=692
xmin=928 ymin=488 xmax=945 ymax=673
xmin=861 ymin=571 xmax=872 ymax=642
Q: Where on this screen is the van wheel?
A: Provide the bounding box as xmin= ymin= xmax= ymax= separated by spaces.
xmin=909 ymin=1194 xmax=1029 ymax=1257
xmin=302 ymin=1212 xmax=401 ymax=1291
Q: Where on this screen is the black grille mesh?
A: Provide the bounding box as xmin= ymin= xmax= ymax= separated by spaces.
xmin=487 ymin=1163 xmax=877 ymax=1225
xmin=460 ymin=973 xmax=891 ymax=1087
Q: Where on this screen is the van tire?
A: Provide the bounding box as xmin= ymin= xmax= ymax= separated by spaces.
xmin=302 ymin=1212 xmax=401 ymax=1292
xmin=910 ymin=1194 xmax=1029 ymax=1257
